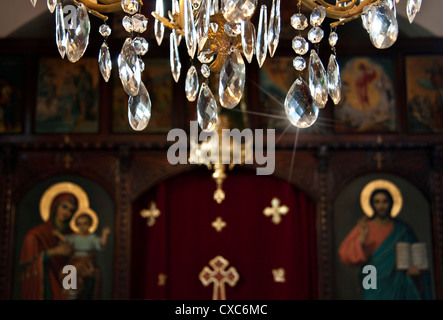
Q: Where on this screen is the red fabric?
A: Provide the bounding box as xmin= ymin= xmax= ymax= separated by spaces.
xmin=20 ymin=221 xmax=68 ymax=300
xmin=131 ymin=168 xmax=318 ymax=299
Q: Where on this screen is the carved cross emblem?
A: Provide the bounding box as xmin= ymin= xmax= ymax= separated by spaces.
xmin=212 ymin=217 xmax=227 ymax=232
xmin=263 ymin=198 xmax=289 ymax=225
xmin=199 ymin=256 xmax=239 ymax=300
xmin=140 ymin=201 xmax=161 ymax=227
xmin=272 ymin=268 xmax=286 ymax=283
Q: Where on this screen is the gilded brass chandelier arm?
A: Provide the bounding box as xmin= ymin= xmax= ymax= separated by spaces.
xmin=151 ymin=11 xmax=185 ymax=36
xmin=301 ymin=0 xmax=375 ymax=20
xmin=76 ymin=0 xmax=123 ymax=13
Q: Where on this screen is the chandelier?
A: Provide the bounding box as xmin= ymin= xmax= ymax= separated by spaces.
xmin=29 ymin=0 xmax=423 ymax=131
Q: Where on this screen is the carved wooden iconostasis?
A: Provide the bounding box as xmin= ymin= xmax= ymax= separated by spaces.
xmin=0 ymin=32 xmax=443 ymax=299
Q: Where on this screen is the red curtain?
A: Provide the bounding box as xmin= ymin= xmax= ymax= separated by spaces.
xmin=131 ymin=167 xmax=318 ymax=300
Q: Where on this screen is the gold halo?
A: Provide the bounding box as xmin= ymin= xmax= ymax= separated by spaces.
xmin=69 ymin=207 xmax=99 ymax=233
xmin=360 ymin=179 xmax=403 ymax=218
xmin=39 ymin=182 xmax=89 ymax=222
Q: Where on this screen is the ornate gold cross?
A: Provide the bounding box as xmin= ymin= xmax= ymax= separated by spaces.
xmin=374 ymin=152 xmax=384 ymax=169
xmin=212 ymin=217 xmax=227 ymax=232
xmin=199 ymin=256 xmax=239 ymax=300
xmin=263 ymin=198 xmax=289 ymax=225
xmin=63 ymin=153 xmax=73 ymax=169
xmin=140 ymin=201 xmax=161 ymax=227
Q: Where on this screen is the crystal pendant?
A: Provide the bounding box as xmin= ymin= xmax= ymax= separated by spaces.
xmin=267 ymin=0 xmax=280 ymax=57
xmin=133 ymin=37 xmax=149 ymax=55
xmin=329 ymin=31 xmax=338 ymax=47
xmin=170 ymin=30 xmax=181 ymax=82
xmin=128 ymin=82 xmax=152 ymax=131
xmin=310 ymin=6 xmax=326 ymax=27
xmin=224 ymin=23 xmax=241 ymax=36
xmin=308 ymin=50 xmax=328 ymax=109
xmin=292 ymin=36 xmax=309 ymax=55
xmin=155 ymin=0 xmax=165 ymax=45
xmin=219 ymin=48 xmax=246 ymax=109
xmin=197 ymin=83 xmax=218 ymax=132
xmin=133 ymin=13 xmax=148 ymax=33
xmin=199 ymin=0 xmax=211 ymax=51
xmin=361 ymin=5 xmax=372 ymax=32
xmin=256 ymin=5 xmax=268 ymax=68
xmin=55 ymin=3 xmax=67 ymax=59
xmin=291 ymin=13 xmax=308 ymax=30
xmin=47 ymin=0 xmax=56 ymax=13
xmin=118 ymin=38 xmax=141 ymax=96
xmin=406 ymin=0 xmax=422 ymax=23
xmin=185 ymin=65 xmax=199 ymax=102
xmin=30 ymin=0 xmax=37 ymax=7
xmin=139 ymin=58 xmax=145 ymax=71
xmin=308 ymin=27 xmax=324 ymax=43
xmin=222 ymin=0 xmax=258 ymax=24
xmin=368 ymin=2 xmax=398 ymax=49
xmin=99 ymin=41 xmax=112 ymax=82
xmin=198 ymin=49 xmax=215 ymax=64
xmin=327 ymin=54 xmax=341 ymax=105
xmin=184 ymin=0 xmax=198 ymax=58
xmin=201 ymin=64 xmax=211 ymax=78
xmin=122 ymin=16 xmax=134 ymax=33
xmin=66 ymin=3 xmax=90 ymax=63
xmin=293 ymin=56 xmax=306 ymax=71
xmin=99 ymin=24 xmax=112 ymax=37
xmin=284 ymin=77 xmax=319 ymax=128
xmin=121 ymin=0 xmax=140 ymax=15
xmin=386 ymin=0 xmax=396 ymax=17
xmin=241 ymin=20 xmax=255 ymax=63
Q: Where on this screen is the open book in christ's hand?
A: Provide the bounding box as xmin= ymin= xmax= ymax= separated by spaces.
xmin=396 ymin=242 xmax=428 ymax=270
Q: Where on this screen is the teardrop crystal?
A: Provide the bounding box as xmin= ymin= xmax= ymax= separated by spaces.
xmin=329 ymin=31 xmax=338 ymax=47
xmin=406 ymin=0 xmax=422 ymax=23
xmin=55 ymin=3 xmax=67 ymax=59
xmin=222 ymin=0 xmax=258 ymax=24
xmin=30 ymin=0 xmax=37 ymax=7
xmin=267 ymin=0 xmax=280 ymax=57
xmin=170 ymin=29 xmax=181 ymax=82
xmin=241 ymin=20 xmax=255 ymax=63
xmin=99 ymin=41 xmax=112 ymax=82
xmin=361 ymin=5 xmax=371 ymax=32
xmin=308 ymin=50 xmax=328 ymax=109
xmin=128 ymin=82 xmax=152 ymax=131
xmin=368 ymin=2 xmax=398 ymax=49
xmin=256 ymin=5 xmax=268 ymax=68
xmin=185 ymin=65 xmax=199 ymax=102
xmin=284 ymin=77 xmax=319 ymax=128
xmin=47 ymin=0 xmax=56 ymax=13
xmin=198 ymin=49 xmax=215 ymax=64
xmin=197 ymin=83 xmax=218 ymax=132
xmin=121 ymin=0 xmax=139 ymax=15
xmin=118 ymin=38 xmax=141 ymax=96
xmin=201 ymin=64 xmax=211 ymax=78
xmin=327 ymin=54 xmax=341 ymax=105
xmin=184 ymin=0 xmax=198 ymax=58
xmin=154 ymin=0 xmax=165 ymax=45
xmin=224 ymin=22 xmax=241 ymax=36
xmin=66 ymin=3 xmax=90 ymax=63
xmin=219 ymin=49 xmax=246 ymax=109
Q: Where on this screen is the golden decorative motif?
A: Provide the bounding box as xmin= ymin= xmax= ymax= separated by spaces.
xmin=140 ymin=201 xmax=161 ymax=227
xmin=263 ymin=198 xmax=289 ymax=225
xmin=360 ymin=179 xmax=403 ymax=218
xmin=199 ymin=255 xmax=239 ymax=300
xmin=158 ymin=273 xmax=168 ymax=286
xmin=70 ymin=207 xmax=99 ymax=233
xmin=272 ymin=268 xmax=286 ymax=283
xmin=39 ymin=182 xmax=89 ymax=222
xmin=212 ymin=217 xmax=227 ymax=232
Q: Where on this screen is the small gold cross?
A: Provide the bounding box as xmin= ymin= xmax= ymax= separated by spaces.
xmin=272 ymin=268 xmax=286 ymax=283
xmin=63 ymin=154 xmax=73 ymax=169
xmin=140 ymin=201 xmax=161 ymax=227
xmin=263 ymin=198 xmax=289 ymax=225
xmin=212 ymin=217 xmax=227 ymax=232
xmin=158 ymin=273 xmax=167 ymax=286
